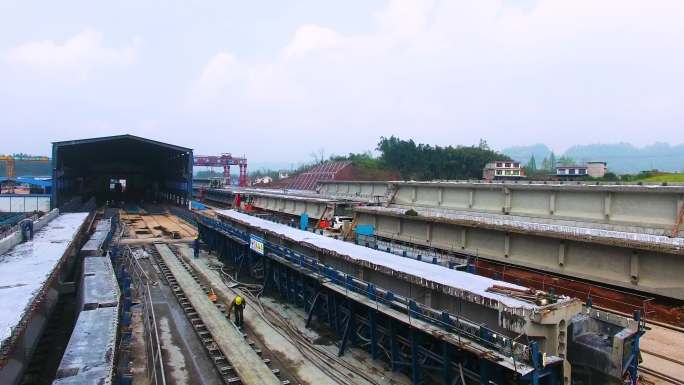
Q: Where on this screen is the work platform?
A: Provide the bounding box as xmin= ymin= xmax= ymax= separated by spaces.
xmin=154 ymin=243 xmax=281 ymax=385
xmin=0 ymin=212 xmax=89 ymax=385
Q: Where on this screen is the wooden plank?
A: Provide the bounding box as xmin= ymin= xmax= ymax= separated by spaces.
xmin=154 ymin=244 xmax=281 ymax=385
xmin=140 ymin=215 xmax=163 ymax=238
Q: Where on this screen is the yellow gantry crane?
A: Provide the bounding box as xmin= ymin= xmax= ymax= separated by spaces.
xmin=0 ymin=155 xmax=50 ymax=179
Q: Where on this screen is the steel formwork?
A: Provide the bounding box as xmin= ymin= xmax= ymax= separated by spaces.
xmin=197 ymin=215 xmax=564 ymax=385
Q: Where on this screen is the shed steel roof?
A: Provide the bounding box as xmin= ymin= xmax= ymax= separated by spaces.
xmin=52 ymin=134 xmax=192 ymax=153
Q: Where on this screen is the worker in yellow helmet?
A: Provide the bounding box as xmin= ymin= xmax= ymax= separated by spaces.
xmin=228 ymin=295 xmax=246 ymax=328
xmin=193 ymin=235 xmax=200 ymax=258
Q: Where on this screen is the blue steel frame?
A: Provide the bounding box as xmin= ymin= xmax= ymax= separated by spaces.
xmin=197 ymin=214 xmax=565 ymax=385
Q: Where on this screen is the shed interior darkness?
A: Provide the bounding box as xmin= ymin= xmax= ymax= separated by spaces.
xmin=53 ymin=136 xmax=192 ymax=209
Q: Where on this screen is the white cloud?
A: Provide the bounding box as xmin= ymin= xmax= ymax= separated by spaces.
xmin=282 ymin=25 xmax=343 ymax=59
xmin=4 ymin=29 xmax=141 ymax=81
xmin=189 ymin=0 xmax=684 ymax=151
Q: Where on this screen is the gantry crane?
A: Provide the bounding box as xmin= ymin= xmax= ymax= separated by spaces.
xmin=193 ymin=154 xmax=248 ymax=186
xmin=0 ymin=155 xmax=50 ymax=179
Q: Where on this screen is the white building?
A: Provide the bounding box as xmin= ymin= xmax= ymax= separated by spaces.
xmin=483 ymin=161 xmax=525 ymax=180
xmin=556 ymin=162 xmax=607 ymax=178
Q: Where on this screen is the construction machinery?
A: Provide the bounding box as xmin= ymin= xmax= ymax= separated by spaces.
xmin=0 ymin=155 xmax=50 ymax=179
xmin=193 ymin=154 xmax=248 ymax=187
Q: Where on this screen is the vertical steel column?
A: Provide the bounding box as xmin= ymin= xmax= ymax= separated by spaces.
xmin=442 ymin=340 xmax=451 ymax=385
xmin=410 ymin=328 xmax=420 ymax=385
xmin=338 ymin=303 xmax=355 ymax=356
xmin=369 ymin=309 xmax=379 ymax=360
xmin=389 ymin=310 xmax=399 ymax=372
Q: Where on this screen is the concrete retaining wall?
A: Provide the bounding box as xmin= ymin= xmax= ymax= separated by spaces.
xmin=0 ymin=209 xmax=59 ymax=255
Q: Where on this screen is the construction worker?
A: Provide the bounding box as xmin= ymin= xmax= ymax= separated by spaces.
xmin=193 ymin=235 xmax=200 ymax=258
xmin=228 ymin=295 xmax=246 ymax=328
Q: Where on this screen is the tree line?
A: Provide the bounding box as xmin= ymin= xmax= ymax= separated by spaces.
xmin=374 ymin=136 xmax=509 ymax=180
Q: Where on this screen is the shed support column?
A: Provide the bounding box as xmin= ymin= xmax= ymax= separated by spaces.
xmin=550 ymin=192 xmax=556 ymax=215
xmin=460 ymin=228 xmax=467 ymax=250
xmin=397 ymin=218 xmax=402 ymax=236
xmin=426 ymin=223 xmax=432 ymax=243
xmin=558 ymin=241 xmax=566 ymax=266
xmin=412 ymin=186 xmax=417 ymax=203
xmin=437 ymin=187 xmax=443 ymax=206
xmin=468 ymin=190 xmax=474 ymax=209
xmin=630 ymin=251 xmax=639 ymax=284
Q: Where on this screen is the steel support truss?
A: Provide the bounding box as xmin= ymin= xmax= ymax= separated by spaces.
xmin=198 ymin=217 xmax=564 ymax=385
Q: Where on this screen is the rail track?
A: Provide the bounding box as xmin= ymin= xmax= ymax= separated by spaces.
xmin=214 ymin=266 xmax=384 ymax=385
xmin=147 ymin=245 xmax=288 ymax=385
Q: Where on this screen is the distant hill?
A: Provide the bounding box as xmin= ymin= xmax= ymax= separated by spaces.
xmin=563 ymin=143 xmax=684 ymax=174
xmin=0 ymin=160 xmax=52 ymax=178
xmin=502 ymin=142 xmax=684 ymax=174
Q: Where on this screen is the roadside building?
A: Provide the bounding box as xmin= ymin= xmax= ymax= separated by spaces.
xmin=556 ymin=162 xmax=607 ymax=178
xmin=586 ymin=161 xmax=608 ymax=178
xmin=483 ymin=160 xmax=525 ymax=180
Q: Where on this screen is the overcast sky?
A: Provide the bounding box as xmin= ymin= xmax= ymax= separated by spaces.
xmin=1 ymin=0 xmax=683 ymax=164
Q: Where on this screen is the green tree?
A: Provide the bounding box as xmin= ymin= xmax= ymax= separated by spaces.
xmin=540 ymin=157 xmax=550 ymax=171
xmin=556 ymin=156 xmax=575 ymax=166
xmin=549 ymin=152 xmax=557 ymax=170
xmin=525 ymin=155 xmax=537 ymax=175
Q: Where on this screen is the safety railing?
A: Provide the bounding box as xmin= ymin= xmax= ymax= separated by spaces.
xmin=122 ymin=246 xmax=166 ymax=385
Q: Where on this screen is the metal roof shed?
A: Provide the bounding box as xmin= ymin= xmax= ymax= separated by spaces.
xmin=52 ymin=134 xmax=193 ymax=209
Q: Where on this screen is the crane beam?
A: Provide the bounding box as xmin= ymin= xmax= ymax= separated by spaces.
xmin=193 ymin=153 xmax=248 ymax=186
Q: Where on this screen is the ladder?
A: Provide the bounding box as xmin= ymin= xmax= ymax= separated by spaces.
xmin=343 ymin=214 xmax=358 ymax=241
xmin=673 ymin=202 xmax=684 ymax=237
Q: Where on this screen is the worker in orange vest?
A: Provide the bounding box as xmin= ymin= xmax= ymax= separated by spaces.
xmin=228 ymin=295 xmax=246 ymax=328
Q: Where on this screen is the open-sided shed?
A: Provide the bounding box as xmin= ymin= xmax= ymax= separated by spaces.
xmin=52 ymin=134 xmax=192 ymax=209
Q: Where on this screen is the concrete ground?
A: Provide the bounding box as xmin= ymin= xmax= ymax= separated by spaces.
xmin=131 ymin=252 xmax=225 ymax=385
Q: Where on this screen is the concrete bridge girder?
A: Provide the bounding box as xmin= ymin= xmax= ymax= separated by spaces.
xmin=356 ymin=211 xmax=684 ymax=300
xmin=318 ymin=181 xmax=389 ymax=200
xmin=393 ymin=183 xmax=684 ymax=235
xmin=252 ymin=196 xmax=332 ymax=220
